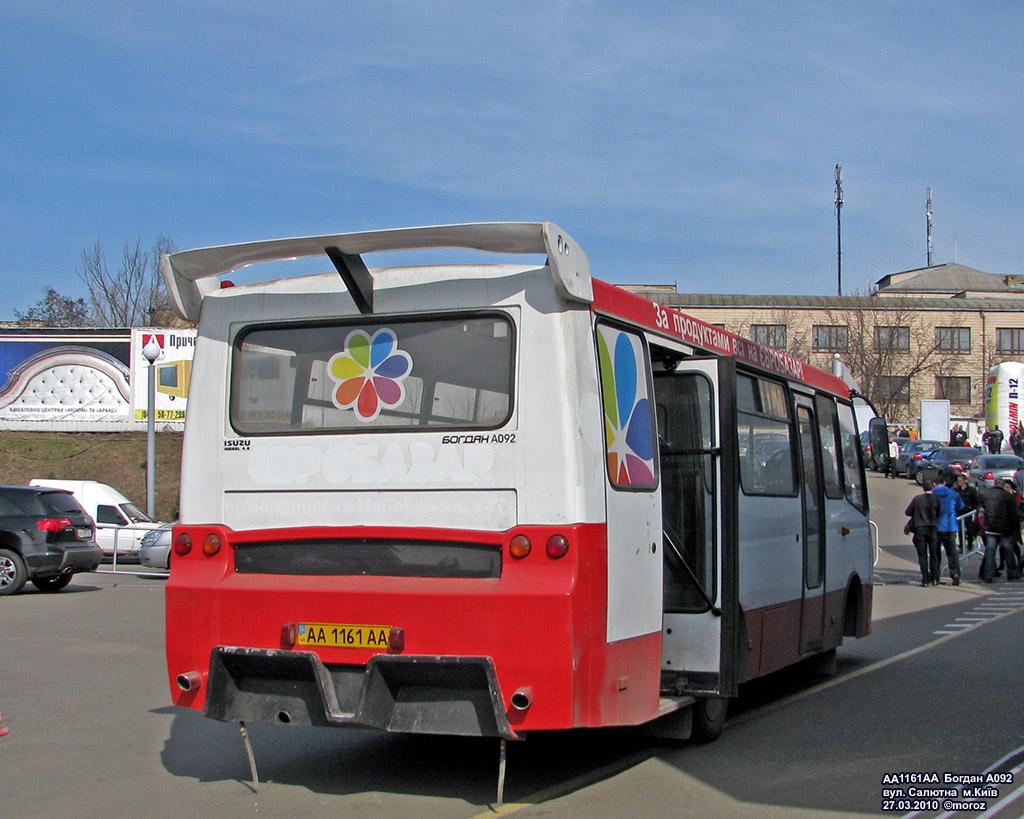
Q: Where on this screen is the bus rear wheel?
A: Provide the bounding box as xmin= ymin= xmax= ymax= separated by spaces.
xmin=690 ymin=696 xmax=727 ymax=743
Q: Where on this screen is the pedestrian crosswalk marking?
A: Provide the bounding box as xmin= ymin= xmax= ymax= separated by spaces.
xmin=931 ymin=588 xmax=1024 ymax=635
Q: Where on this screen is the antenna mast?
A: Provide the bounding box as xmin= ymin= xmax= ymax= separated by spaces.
xmin=926 ymin=187 xmax=934 ymax=267
xmin=835 ymin=164 xmax=843 ymax=296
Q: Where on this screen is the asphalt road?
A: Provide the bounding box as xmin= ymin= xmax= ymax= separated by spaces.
xmin=1 ymin=470 xmax=1022 ymax=818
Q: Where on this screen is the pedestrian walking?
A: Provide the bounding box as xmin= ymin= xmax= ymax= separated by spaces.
xmin=932 ymin=473 xmax=964 ymax=585
xmin=887 ymin=436 xmax=900 ymax=479
xmin=905 ymin=481 xmax=941 ymax=586
xmin=980 ymin=478 xmax=1022 ymax=583
xmin=984 ymin=424 xmax=1004 ymax=454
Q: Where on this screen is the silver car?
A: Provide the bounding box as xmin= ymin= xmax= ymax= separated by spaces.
xmin=965 ymin=455 xmax=1024 ymax=490
xmin=138 ymin=522 xmax=173 ymax=569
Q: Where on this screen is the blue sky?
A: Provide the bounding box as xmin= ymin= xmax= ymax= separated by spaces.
xmin=2 ymin=1 xmax=1022 ymax=319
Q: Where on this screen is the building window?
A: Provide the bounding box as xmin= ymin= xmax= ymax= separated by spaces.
xmin=751 ymin=324 xmax=787 ymax=350
xmin=812 ymin=325 xmax=848 ymax=352
xmin=876 ymin=376 xmax=910 ymax=404
xmin=996 ymin=328 xmax=1024 ymax=354
xmin=935 ymin=327 xmax=971 ymax=353
xmin=935 ymin=376 xmax=971 ymax=403
xmin=875 ymin=326 xmax=910 ymax=352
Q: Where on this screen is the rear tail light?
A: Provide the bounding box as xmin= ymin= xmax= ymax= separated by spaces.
xmin=984 ymin=471 xmax=995 ymax=480
xmin=36 ymin=517 xmax=72 ymax=532
xmin=174 ymin=533 xmax=193 ymax=556
xmin=545 ymin=534 xmax=570 ymax=559
xmin=951 ymin=464 xmax=963 ymax=471
xmin=913 ymin=453 xmax=923 ymax=460
xmin=509 ymin=534 xmax=531 ymax=559
xmin=202 ymin=533 xmax=222 ymax=556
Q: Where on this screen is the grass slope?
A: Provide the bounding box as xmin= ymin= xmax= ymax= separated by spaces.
xmin=0 ymin=432 xmax=183 ymax=521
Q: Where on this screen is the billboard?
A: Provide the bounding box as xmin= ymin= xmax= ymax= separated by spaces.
xmin=0 ymin=329 xmax=132 ymax=429
xmin=131 ymin=328 xmax=197 ymax=427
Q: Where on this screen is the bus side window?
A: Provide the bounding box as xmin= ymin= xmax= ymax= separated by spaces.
xmin=737 ymin=374 xmax=795 ymax=497
xmin=814 ymin=395 xmax=844 ymax=499
xmin=835 ymin=402 xmax=868 ymax=512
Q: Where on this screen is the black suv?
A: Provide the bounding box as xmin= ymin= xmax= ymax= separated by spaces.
xmin=0 ymin=485 xmax=102 ymax=595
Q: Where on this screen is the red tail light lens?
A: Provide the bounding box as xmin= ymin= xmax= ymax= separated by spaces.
xmin=951 ymin=464 xmax=963 ymax=471
xmin=545 ymin=534 xmax=569 ymax=559
xmin=509 ymin=535 xmax=531 ymax=559
xmin=36 ymin=517 xmax=72 ymax=532
xmin=174 ymin=533 xmax=193 ymax=556
xmin=984 ymin=471 xmax=995 ymax=480
xmin=913 ymin=453 xmax=923 ymax=460
xmin=202 ymin=533 xmax=222 ymax=556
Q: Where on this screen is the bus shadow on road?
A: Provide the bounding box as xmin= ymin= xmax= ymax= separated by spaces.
xmin=157 ymin=706 xmax=660 ymax=806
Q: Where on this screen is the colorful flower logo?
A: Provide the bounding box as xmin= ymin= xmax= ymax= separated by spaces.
xmin=328 ymin=328 xmax=413 ymax=422
xmin=597 ymin=328 xmax=655 ymax=486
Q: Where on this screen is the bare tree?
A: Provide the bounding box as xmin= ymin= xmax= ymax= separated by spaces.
xmin=78 ymin=235 xmax=176 ymax=326
xmin=814 ymin=299 xmax=967 ymax=424
xmin=15 ymin=288 xmax=91 ymax=327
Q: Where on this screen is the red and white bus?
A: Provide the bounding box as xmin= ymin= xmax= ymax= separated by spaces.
xmin=162 ymin=222 xmax=872 ymax=787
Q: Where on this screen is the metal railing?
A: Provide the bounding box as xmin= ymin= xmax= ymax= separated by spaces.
xmin=94 ymin=523 xmax=169 ymax=577
xmin=956 ymin=508 xmax=984 ymax=559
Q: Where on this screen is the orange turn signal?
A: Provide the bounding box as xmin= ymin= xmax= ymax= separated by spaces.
xmin=202 ymin=533 xmax=222 ymax=556
xmin=509 ymin=534 xmax=532 ymax=559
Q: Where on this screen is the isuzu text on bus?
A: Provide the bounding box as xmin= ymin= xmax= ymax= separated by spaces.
xmin=161 ymin=222 xmax=872 ymax=800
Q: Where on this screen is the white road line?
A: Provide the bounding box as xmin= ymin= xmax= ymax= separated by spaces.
xmin=986 ymin=779 xmax=1024 ymax=818
xmin=940 ymin=624 xmax=971 ymax=629
xmin=905 ymin=746 xmax=1024 ymax=819
xmin=479 ymin=606 xmax=1024 ymax=819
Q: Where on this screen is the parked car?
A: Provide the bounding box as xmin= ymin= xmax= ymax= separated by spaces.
xmin=872 ymin=436 xmax=909 ymax=471
xmin=0 ymin=484 xmax=102 ymax=595
xmin=139 ymin=522 xmax=173 ymax=570
xmin=965 ymin=454 xmax=1024 ymax=490
xmin=858 ymin=431 xmax=873 ymax=467
xmin=895 ymin=439 xmax=943 ymax=478
xmin=28 ymin=479 xmax=165 ymax=557
xmin=916 ymin=447 xmax=981 ymax=485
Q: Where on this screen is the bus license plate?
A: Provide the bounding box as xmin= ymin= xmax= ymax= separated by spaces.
xmin=297 ymin=623 xmax=389 ymax=649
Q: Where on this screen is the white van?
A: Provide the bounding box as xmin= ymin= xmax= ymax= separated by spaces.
xmin=28 ymin=480 xmax=163 ymax=556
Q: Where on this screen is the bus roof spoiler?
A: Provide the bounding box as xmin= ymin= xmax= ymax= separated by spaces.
xmin=160 ymin=221 xmax=593 ymax=323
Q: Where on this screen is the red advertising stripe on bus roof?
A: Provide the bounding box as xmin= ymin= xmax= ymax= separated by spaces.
xmin=591 ymin=279 xmax=850 ymax=397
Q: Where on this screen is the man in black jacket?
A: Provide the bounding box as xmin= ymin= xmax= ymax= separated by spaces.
xmin=984 ymin=425 xmax=1005 ymax=454
xmin=905 ymin=481 xmax=940 ymax=586
xmin=980 ymin=479 xmax=1022 ymax=582
xmin=954 ymin=472 xmax=981 ymax=552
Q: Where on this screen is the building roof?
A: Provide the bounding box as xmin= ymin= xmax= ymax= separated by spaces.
xmin=874 ymin=263 xmax=1024 ymax=295
xmin=639 ymin=291 xmax=1024 ymax=312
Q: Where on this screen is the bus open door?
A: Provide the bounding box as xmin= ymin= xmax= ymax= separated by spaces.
xmin=652 ymin=353 xmax=740 ymax=738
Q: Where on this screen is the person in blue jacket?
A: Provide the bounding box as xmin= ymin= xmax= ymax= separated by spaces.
xmin=932 ymin=472 xmax=964 ymax=585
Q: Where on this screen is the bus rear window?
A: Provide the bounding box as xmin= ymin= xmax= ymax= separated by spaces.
xmin=231 ymin=315 xmax=514 ymax=434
